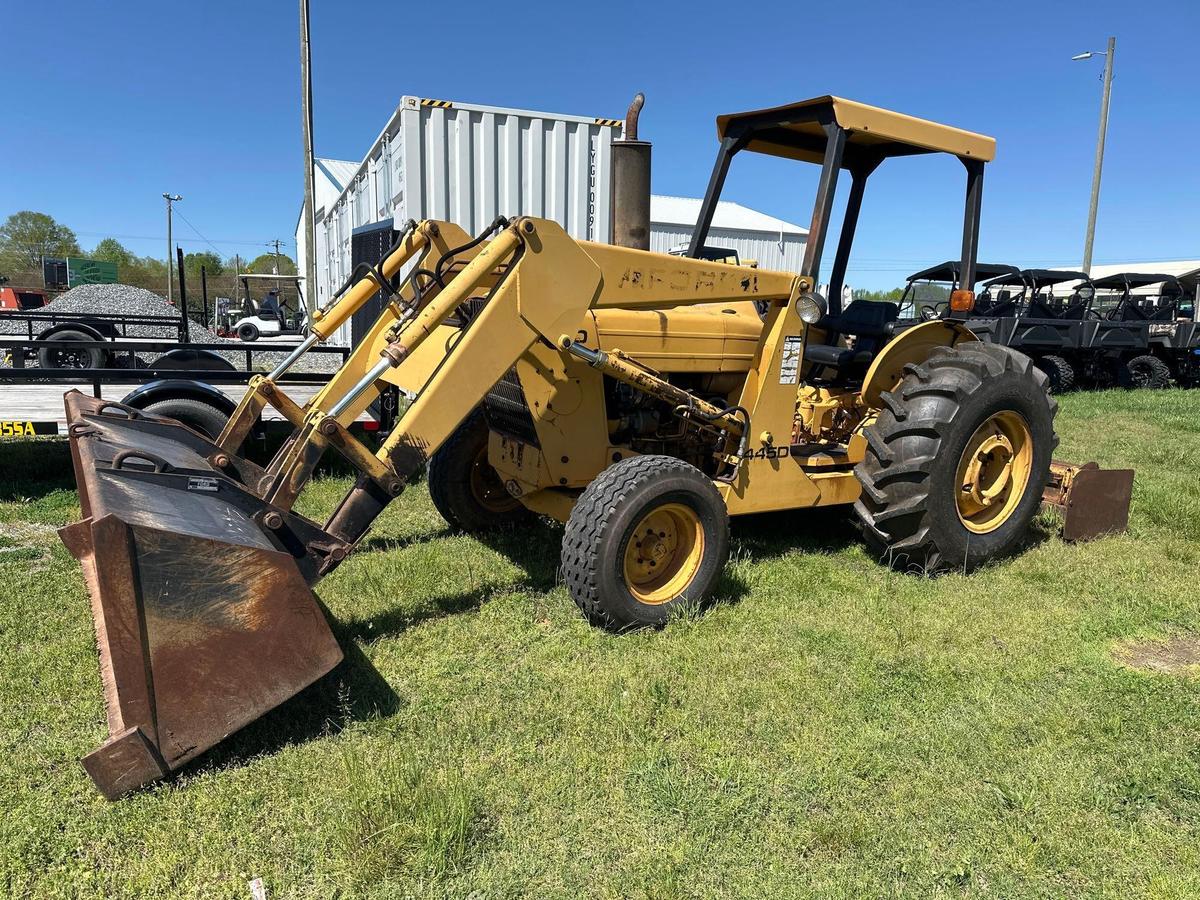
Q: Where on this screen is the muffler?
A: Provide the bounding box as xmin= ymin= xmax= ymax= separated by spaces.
xmin=1042 ymin=460 xmax=1134 ymax=542
xmin=58 ymin=391 xmax=344 ymax=798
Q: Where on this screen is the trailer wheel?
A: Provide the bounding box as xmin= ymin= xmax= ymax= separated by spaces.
xmin=427 ymin=409 xmax=530 ymax=532
xmin=37 ymin=329 xmax=106 ymax=370
xmin=854 ymin=343 xmax=1057 ymax=574
xmin=1123 ymin=354 xmax=1171 ymax=389
xmin=1034 ymin=354 xmax=1075 ymax=394
xmin=237 ymin=322 xmax=260 ymax=342
xmin=562 ymin=455 xmax=730 ymax=631
xmin=141 ymin=397 xmax=230 ymax=440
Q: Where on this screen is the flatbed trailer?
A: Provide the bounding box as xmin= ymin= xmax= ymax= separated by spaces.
xmin=0 ymin=336 xmax=365 ymax=438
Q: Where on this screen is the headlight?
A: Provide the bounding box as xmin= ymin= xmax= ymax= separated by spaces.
xmin=796 ymin=291 xmax=827 ymax=325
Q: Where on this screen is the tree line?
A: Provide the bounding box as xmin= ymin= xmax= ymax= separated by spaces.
xmin=0 ymin=211 xmax=300 ymax=319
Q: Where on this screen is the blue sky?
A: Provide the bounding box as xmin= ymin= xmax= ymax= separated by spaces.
xmin=2 ymin=0 xmax=1196 ymax=287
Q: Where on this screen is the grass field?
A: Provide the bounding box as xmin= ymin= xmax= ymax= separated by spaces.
xmin=3 ymin=389 xmax=1200 ymax=899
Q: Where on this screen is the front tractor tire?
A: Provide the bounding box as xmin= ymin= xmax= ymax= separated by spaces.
xmin=427 ymin=409 xmax=530 ymax=533
xmin=562 ymin=455 xmax=730 ymax=631
xmin=854 ymin=343 xmax=1057 ymax=574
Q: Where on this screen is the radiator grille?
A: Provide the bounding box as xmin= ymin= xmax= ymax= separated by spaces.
xmin=483 ymin=368 xmax=540 ymax=447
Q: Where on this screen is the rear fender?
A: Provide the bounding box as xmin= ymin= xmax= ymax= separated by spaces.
xmin=861 ymin=320 xmax=977 ymax=407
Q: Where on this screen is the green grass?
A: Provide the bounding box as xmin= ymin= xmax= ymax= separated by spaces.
xmin=3 ymin=390 xmax=1200 ymax=898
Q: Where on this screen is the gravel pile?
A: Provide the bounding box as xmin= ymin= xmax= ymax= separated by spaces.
xmin=1 ymin=283 xmax=342 ymax=374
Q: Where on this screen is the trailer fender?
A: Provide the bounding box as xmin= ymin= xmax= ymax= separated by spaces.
xmin=36 ymin=320 xmax=111 ymax=343
xmin=861 ymin=319 xmax=978 ymax=407
xmin=149 ymin=348 xmax=237 ymax=372
xmin=120 ymin=379 xmax=237 ymax=416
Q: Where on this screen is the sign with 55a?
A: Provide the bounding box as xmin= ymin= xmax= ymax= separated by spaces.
xmin=0 ymin=421 xmax=59 ymax=438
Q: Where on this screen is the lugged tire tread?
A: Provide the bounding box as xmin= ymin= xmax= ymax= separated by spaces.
xmin=853 ymin=342 xmax=1057 ymax=573
xmin=561 ymin=455 xmax=727 ymax=631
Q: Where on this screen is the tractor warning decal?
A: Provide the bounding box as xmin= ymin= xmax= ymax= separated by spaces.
xmin=780 ymin=336 xmax=802 ymax=384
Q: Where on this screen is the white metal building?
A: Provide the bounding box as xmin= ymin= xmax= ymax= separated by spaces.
xmin=1050 ymin=260 xmax=1200 ymax=297
xmin=649 ymin=195 xmax=807 ymax=271
xmin=296 ymin=96 xmax=807 ymax=344
xmin=294 ymin=157 xmax=357 ymax=302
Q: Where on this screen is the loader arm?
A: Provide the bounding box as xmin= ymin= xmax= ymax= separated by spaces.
xmin=313 ymin=217 xmax=803 ymax=549
xmin=56 ymin=216 xmax=802 ymax=797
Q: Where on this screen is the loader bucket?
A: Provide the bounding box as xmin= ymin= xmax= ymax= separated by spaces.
xmin=1042 ymin=460 xmax=1135 ymax=543
xmin=58 ymin=391 xmax=344 ymax=799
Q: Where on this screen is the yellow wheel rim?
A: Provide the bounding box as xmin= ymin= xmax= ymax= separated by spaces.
xmin=955 ymin=410 xmax=1034 ymax=534
xmin=469 ymin=444 xmax=521 ymax=514
xmin=622 ymin=503 xmax=705 ymax=605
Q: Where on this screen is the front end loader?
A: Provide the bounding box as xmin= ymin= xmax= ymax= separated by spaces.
xmin=59 ymin=95 xmax=1131 ymax=799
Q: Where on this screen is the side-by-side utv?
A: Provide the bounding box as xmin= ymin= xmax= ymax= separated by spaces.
xmin=57 ymin=95 xmax=1131 ymax=799
xmin=897 ymin=261 xmax=1020 ymax=323
xmin=1091 ymin=273 xmax=1194 ymax=387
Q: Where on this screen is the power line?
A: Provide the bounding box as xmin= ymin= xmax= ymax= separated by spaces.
xmin=172 ymin=207 xmax=230 ymax=259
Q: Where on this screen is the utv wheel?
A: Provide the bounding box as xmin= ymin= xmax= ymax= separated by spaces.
xmin=237 ymin=322 xmax=260 ymax=342
xmin=1124 ymin=354 xmax=1171 ymax=389
xmin=562 ymin=455 xmax=730 ymax=631
xmin=854 ymin=343 xmax=1057 ymax=573
xmin=1034 ymin=354 xmax=1074 ymax=394
xmin=427 ymin=408 xmax=529 ymax=532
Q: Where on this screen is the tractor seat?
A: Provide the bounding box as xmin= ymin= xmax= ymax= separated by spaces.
xmin=804 ymin=300 xmax=900 ymax=379
xmin=804 ymin=344 xmax=875 ymax=368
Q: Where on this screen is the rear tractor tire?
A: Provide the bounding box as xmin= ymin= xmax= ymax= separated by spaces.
xmin=427 ymin=408 xmax=531 ymax=532
xmin=1124 ymin=354 xmax=1171 ymax=389
xmin=854 ymin=343 xmax=1057 ymax=574
xmin=1034 ymin=354 xmax=1075 ymax=394
xmin=562 ymin=455 xmax=730 ymax=631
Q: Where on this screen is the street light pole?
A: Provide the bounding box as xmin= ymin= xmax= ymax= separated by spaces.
xmin=163 ymin=193 xmax=183 ymax=302
xmin=299 ymin=0 xmax=318 ymax=314
xmin=1074 ymin=36 xmax=1116 ymax=275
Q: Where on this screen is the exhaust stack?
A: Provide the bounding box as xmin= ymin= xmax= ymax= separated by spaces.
xmin=611 ymin=92 xmax=652 ymax=250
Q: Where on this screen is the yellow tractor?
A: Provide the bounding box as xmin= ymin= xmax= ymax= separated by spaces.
xmin=59 ymin=96 xmax=1116 ymax=798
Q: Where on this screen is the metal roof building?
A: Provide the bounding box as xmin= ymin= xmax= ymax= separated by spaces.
xmin=649 ymin=195 xmax=807 ymax=272
xmin=1052 ymin=260 xmax=1200 ymax=296
xmin=294 ymin=97 xmax=808 ymax=343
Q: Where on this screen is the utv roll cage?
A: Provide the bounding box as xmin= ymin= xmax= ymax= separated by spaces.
xmin=900 ymin=261 xmax=1019 ymax=319
xmin=1090 ymin=273 xmax=1185 ymax=322
xmin=685 ymin=96 xmax=994 ymax=317
xmin=980 ymin=269 xmax=1095 ymax=321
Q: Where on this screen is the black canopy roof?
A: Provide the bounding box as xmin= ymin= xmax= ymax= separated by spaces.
xmin=1091 ymin=272 xmax=1183 ymax=292
xmin=983 ymin=269 xmax=1090 ymax=289
xmin=906 ymin=261 xmax=1019 ymax=285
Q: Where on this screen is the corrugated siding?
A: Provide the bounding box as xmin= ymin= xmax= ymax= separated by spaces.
xmin=316 ymin=97 xmax=619 ymax=342
xmin=649 ymin=225 xmax=806 ymax=273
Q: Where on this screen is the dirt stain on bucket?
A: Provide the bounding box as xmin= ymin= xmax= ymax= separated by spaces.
xmin=1113 ymin=635 xmax=1200 ymax=676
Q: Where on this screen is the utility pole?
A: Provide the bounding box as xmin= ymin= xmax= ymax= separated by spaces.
xmin=163 ymin=193 xmax=183 ymax=302
xmin=269 ymin=239 xmax=284 ymax=307
xmin=299 ymin=0 xmax=318 ymax=314
xmin=1073 ymin=36 xmax=1116 ymax=275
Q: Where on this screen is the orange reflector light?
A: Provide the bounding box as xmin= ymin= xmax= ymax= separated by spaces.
xmin=949 ymin=289 xmax=976 ymax=313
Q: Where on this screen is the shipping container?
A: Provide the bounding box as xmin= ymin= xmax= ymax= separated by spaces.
xmin=307 ymin=96 xmax=623 ymax=343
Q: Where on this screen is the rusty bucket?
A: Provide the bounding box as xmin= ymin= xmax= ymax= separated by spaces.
xmin=59 ymin=391 xmax=344 ymax=799
xmin=1042 ymin=460 xmax=1135 ymax=542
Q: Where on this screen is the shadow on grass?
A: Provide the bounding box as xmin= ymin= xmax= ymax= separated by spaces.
xmin=187 ymin=619 xmax=402 ymax=779
xmin=0 ymin=439 xmax=76 ymax=500
xmin=357 ymin=526 xmax=453 ymax=554
xmin=732 ymin=505 xmax=861 ymax=558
